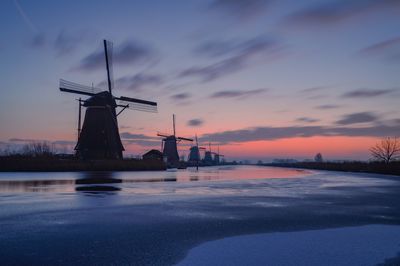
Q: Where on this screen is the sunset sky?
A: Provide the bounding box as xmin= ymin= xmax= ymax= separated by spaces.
xmin=0 ymin=0 xmax=399 ymax=161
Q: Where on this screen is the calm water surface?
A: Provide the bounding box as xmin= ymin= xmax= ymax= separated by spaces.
xmin=1 ymin=165 xmax=399 ymax=266
xmin=0 ymin=165 xmax=396 ymax=218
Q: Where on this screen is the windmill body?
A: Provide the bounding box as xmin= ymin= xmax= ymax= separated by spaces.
xmin=188 ymin=146 xmax=200 ymax=162
xmin=162 ymin=136 xmax=180 ymax=164
xmin=59 ymin=40 xmax=157 ymax=160
xmin=188 ymin=135 xmax=205 ymax=164
xmin=203 ymin=151 xmax=214 ymax=165
xmin=158 ymin=115 xmax=192 ymax=168
xmin=75 ymin=91 xmax=124 ymax=159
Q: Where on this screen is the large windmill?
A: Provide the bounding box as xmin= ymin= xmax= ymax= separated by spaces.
xmin=60 ymin=40 xmax=157 ymax=160
xmin=157 ymin=114 xmax=192 ymax=167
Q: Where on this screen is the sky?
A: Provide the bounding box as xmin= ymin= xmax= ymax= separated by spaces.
xmin=0 ymin=0 xmax=399 ymax=161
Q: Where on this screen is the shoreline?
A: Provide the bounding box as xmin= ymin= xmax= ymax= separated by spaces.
xmin=261 ymin=161 xmax=400 ymax=177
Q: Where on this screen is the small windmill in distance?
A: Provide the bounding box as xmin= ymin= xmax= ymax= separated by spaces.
xmin=188 ymin=135 xmax=206 ymax=170
xmin=157 ymin=114 xmax=193 ymax=168
xmin=59 ymin=40 xmax=157 ymax=160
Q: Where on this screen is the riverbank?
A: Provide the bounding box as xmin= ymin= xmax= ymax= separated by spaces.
xmin=262 ymin=161 xmax=400 ymax=176
xmin=0 ymin=157 xmax=166 ymax=171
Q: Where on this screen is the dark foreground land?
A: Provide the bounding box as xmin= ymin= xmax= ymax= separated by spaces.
xmin=0 ymin=156 xmax=166 ymax=171
xmin=264 ymin=161 xmax=400 ymax=176
xmin=0 ymin=166 xmax=399 ymax=265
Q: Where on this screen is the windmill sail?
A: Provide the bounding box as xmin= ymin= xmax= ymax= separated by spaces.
xmin=116 ymin=96 xmax=158 ymax=113
xmin=60 ymin=79 xmax=103 ymax=96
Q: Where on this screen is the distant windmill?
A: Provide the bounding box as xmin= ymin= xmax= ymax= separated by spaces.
xmin=157 ymin=114 xmax=193 ymax=167
xmin=212 ymin=145 xmax=224 ymax=165
xmin=203 ymin=142 xmax=224 ymax=165
xmin=203 ymin=142 xmax=214 ymax=165
xmin=59 ymin=40 xmax=157 ymax=159
xmin=188 ymin=135 xmax=206 ymax=169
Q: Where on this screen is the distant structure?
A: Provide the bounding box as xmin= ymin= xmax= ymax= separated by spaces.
xmin=314 ymin=153 xmax=323 ymax=162
xmin=143 ymin=149 xmax=163 ymax=160
xmin=213 ymin=145 xmax=224 ymax=165
xmin=59 ymin=40 xmax=157 ymax=159
xmin=188 ymin=135 xmax=205 ymax=163
xmin=203 ymin=142 xmax=224 ymax=166
xmin=157 ymin=115 xmax=193 ymax=167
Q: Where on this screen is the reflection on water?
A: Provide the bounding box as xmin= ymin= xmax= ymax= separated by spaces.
xmin=76 ymin=186 xmax=121 ymax=193
xmin=0 ymin=179 xmax=75 ymax=193
xmin=0 ymin=166 xmax=309 ymax=194
xmin=75 ymin=172 xmax=121 ymax=193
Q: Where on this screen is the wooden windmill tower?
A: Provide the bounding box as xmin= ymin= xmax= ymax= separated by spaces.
xmin=188 ymin=135 xmax=205 ymax=162
xmin=157 ymin=114 xmax=192 ymax=167
xmin=59 ymin=40 xmax=157 ymax=160
xmin=188 ymin=135 xmax=206 ymax=169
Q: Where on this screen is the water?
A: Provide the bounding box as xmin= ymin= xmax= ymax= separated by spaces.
xmin=1 ymin=166 xmax=399 ymax=265
xmin=0 ymin=165 xmax=396 ymax=216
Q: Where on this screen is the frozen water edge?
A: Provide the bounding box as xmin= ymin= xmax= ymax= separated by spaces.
xmin=177 ymin=225 xmax=400 ymax=266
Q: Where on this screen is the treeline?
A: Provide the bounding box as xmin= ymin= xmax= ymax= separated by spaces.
xmin=0 ymin=141 xmax=166 ymax=172
xmin=0 ymin=156 xmax=166 ymax=172
xmin=264 ymin=161 xmax=400 ymax=176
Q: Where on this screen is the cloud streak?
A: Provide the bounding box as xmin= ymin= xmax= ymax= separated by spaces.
xmin=315 ymin=104 xmax=341 ymax=110
xmin=54 ymin=29 xmax=96 ymax=56
xmin=120 ymin=132 xmax=160 ymax=147
xmin=335 ymin=112 xmax=378 ymax=125
xmin=13 ymin=0 xmax=37 ymax=33
xmin=113 ymin=73 xmax=163 ymax=92
xmin=209 ymin=88 xmax=266 ymax=99
xmin=181 ymin=37 xmax=281 ymax=82
xmin=360 ymin=37 xmax=400 ymax=62
xmin=75 ymin=40 xmax=155 ymax=72
xmin=187 ymin=119 xmax=204 ymax=127
xmin=200 ymin=123 xmax=400 ymax=143
xmin=295 ymin=117 xmax=320 ymax=123
xmin=342 ymin=88 xmax=398 ymax=98
xmin=208 ymin=0 xmax=270 ymax=20
xmin=170 ymin=92 xmax=192 ymax=101
xmin=285 ymin=0 xmax=400 ymax=26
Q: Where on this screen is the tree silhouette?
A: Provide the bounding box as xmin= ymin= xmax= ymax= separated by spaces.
xmin=370 ymin=137 xmax=400 ymax=164
xmin=314 ymin=153 xmax=323 ymax=162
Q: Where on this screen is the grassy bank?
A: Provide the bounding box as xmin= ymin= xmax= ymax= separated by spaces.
xmin=263 ymin=161 xmax=400 ymax=176
xmin=0 ymin=156 xmax=166 ymax=172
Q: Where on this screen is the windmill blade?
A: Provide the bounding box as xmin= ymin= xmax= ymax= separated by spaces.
xmin=157 ymin=132 xmax=170 ymax=138
xmin=116 ymin=95 xmax=157 ymax=113
xmin=117 ymin=96 xmax=157 ymax=106
xmin=60 ymin=79 xmax=104 ymax=96
xmin=104 ymin=40 xmax=114 ymax=94
xmin=177 ymin=137 xmax=193 ymax=142
xmin=117 ymin=99 xmax=157 ymax=113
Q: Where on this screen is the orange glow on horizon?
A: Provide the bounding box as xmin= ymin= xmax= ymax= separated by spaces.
xmin=217 ymin=136 xmax=379 ymax=160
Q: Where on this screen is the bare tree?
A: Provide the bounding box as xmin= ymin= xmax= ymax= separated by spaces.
xmin=314 ymin=153 xmax=323 ymax=162
xmin=370 ymin=137 xmax=400 ymax=164
xmin=22 ymin=142 xmax=54 ymax=157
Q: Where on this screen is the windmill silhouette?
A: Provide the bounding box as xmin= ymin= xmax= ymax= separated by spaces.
xmin=60 ymin=40 xmax=157 ymax=159
xmin=203 ymin=142 xmax=224 ymax=165
xmin=157 ymin=114 xmax=192 ymax=167
xmin=188 ymin=135 xmax=206 ymax=167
